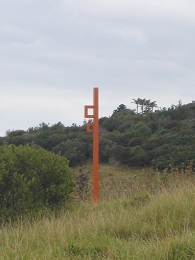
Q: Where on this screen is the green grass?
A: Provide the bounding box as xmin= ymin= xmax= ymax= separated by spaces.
xmin=0 ymin=164 xmax=195 ymax=259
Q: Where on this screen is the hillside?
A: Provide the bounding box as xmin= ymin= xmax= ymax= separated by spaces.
xmin=1 ymin=101 xmax=195 ymax=171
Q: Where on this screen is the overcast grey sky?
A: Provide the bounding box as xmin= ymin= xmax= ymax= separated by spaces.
xmin=0 ymin=0 xmax=195 ymax=136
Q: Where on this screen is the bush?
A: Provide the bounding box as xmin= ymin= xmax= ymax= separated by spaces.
xmin=128 ymin=146 xmax=148 ymax=166
xmin=0 ymin=144 xmax=75 ymax=221
xmin=152 ymin=147 xmax=195 ymax=172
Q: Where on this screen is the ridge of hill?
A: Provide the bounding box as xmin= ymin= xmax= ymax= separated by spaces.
xmin=1 ymin=102 xmax=195 ymax=171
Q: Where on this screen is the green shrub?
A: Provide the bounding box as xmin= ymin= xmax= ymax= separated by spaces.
xmin=0 ymin=144 xmax=75 ymax=221
xmin=152 ymin=147 xmax=195 ymax=172
xmin=128 ymin=146 xmax=148 ymax=166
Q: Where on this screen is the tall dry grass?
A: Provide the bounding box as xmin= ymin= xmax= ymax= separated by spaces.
xmin=0 ymin=164 xmax=194 ymax=259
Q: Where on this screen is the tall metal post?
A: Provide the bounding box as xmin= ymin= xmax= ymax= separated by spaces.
xmin=84 ymin=88 xmax=99 ymax=203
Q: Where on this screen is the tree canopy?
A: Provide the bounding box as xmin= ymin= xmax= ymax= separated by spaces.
xmin=1 ymin=101 xmax=195 ymax=172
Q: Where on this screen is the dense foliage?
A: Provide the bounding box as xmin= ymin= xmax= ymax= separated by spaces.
xmin=1 ymin=101 xmax=195 ymax=171
xmin=0 ymin=145 xmax=74 ymax=221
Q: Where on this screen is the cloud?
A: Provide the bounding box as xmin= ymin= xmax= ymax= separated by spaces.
xmin=56 ymin=0 xmax=195 ymax=24
xmin=102 ymin=25 xmax=148 ymax=44
xmin=0 ymin=85 xmax=90 ymax=134
xmin=0 ymin=0 xmax=194 ymax=135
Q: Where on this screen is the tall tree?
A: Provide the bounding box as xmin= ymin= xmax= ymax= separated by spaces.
xmin=149 ymin=101 xmax=157 ymax=112
xmin=144 ymin=99 xmax=151 ymax=113
xmin=113 ymin=104 xmax=127 ymax=114
xmin=132 ymin=98 xmax=141 ymax=113
xmin=139 ymin=98 xmax=146 ymax=114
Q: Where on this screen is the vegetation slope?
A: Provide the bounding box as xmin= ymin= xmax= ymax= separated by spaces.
xmin=1 ymin=100 xmax=195 ymax=172
xmin=0 ymin=100 xmax=195 ymax=259
xmin=0 ymin=164 xmax=194 ymax=259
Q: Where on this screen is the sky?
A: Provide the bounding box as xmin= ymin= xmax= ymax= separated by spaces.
xmin=0 ymin=0 xmax=195 ymax=136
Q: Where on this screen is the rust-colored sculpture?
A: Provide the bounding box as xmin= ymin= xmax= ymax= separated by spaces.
xmin=84 ymin=88 xmax=99 ymax=203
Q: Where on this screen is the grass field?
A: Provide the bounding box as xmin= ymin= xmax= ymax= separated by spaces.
xmin=0 ymin=164 xmax=195 ymax=259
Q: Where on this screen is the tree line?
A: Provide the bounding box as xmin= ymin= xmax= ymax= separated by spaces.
xmin=1 ymin=100 xmax=195 ymax=172
xmin=131 ymin=98 xmax=157 ymax=114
